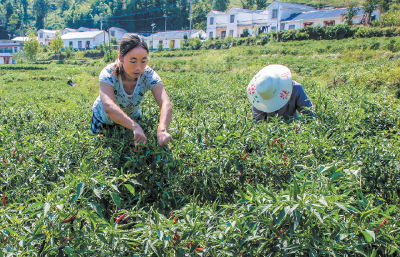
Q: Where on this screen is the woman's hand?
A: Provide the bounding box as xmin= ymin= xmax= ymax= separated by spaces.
xmin=133 ymin=123 xmax=147 ymax=145
xmin=157 ymin=130 xmax=172 ymax=146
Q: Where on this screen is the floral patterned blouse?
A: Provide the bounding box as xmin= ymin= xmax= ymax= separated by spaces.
xmin=92 ymin=63 xmax=162 ymax=125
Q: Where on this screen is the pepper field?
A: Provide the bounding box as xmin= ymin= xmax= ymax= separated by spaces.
xmin=1 ymin=37 xmax=400 ymax=256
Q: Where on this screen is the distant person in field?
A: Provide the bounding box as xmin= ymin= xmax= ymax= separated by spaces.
xmin=91 ymin=34 xmax=172 ymax=146
xmin=247 ymin=64 xmax=315 ymax=123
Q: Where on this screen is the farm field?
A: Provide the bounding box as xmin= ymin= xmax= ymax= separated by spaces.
xmin=1 ymin=36 xmax=400 ymax=256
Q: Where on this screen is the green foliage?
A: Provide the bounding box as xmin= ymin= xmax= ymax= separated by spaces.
xmin=49 ymin=32 xmax=64 ymax=56
xmin=341 ymin=2 xmax=359 ymax=26
xmin=2 ymin=19 xmax=400 ymax=257
xmin=23 ymin=32 xmax=40 ymax=60
xmin=169 ymin=40 xmax=174 ymax=50
xmin=241 ymin=28 xmax=251 ymax=38
xmin=157 ymin=43 xmax=163 ymax=51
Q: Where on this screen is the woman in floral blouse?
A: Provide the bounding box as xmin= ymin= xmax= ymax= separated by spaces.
xmin=91 ymin=34 xmax=172 ymax=146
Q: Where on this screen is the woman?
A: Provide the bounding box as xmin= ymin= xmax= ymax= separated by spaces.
xmin=247 ymin=64 xmax=315 ymax=123
xmin=91 ymin=34 xmax=172 ymax=146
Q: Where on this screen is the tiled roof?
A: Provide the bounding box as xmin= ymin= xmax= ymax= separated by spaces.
xmin=38 ymin=29 xmax=59 ymax=34
xmin=228 ymin=7 xmax=266 ymax=14
xmin=61 ymin=31 xmax=105 ymax=40
xmin=145 ymin=30 xmax=203 ymax=40
xmin=282 ymin=8 xmax=364 ymax=22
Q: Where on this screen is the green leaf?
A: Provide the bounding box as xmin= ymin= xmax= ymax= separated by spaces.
xmin=71 ymin=183 xmax=85 ymax=204
xmin=124 ymin=184 xmax=135 ymax=197
xmin=111 ymin=192 xmax=121 ymax=209
xmin=28 ymin=233 xmax=45 ymax=243
xmin=330 ymin=173 xmax=344 ymax=182
xmin=65 ymin=246 xmax=74 ymax=254
xmin=361 ymin=230 xmax=375 ymax=242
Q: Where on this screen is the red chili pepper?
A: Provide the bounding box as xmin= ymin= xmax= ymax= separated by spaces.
xmin=3 ymin=160 xmax=6 ymax=163
xmin=242 ymin=153 xmax=249 ymax=160
xmin=270 ymin=164 xmax=273 ymax=167
xmin=178 ymin=153 xmax=182 ymax=157
xmin=13 ymin=149 xmax=16 ymax=154
xmin=169 ymin=146 xmax=174 ymax=151
xmin=374 ymin=227 xmax=379 ymax=233
xmin=53 ymin=206 xmax=56 ymax=211
xmin=133 ymin=245 xmax=137 ymax=248
xmin=271 ymin=139 xmax=278 ymax=146
xmin=306 ymin=150 xmax=309 ymax=155
xmin=19 ymin=157 xmax=22 ymax=162
xmin=283 ymin=153 xmax=286 ymax=162
xmin=239 ymin=173 xmax=242 ymax=177
xmin=240 ymin=253 xmax=243 ymax=256
xmin=170 ymin=212 xmax=173 ymax=218
xmin=174 ymin=235 xmax=180 ymax=241
xmin=173 ymin=217 xmax=177 ymax=224
xmin=49 ymin=222 xmax=52 ymax=226
xmin=379 ymin=218 xmax=388 ymax=227
xmin=3 ymin=194 xmax=5 ymax=206
xmin=186 ymin=241 xmax=193 ymax=247
xmin=248 ymin=178 xmax=251 ymax=182
xmin=83 ymin=145 xmax=86 ymax=148
xmin=196 ymin=248 xmax=203 ymax=251
xmin=295 ymin=126 xmax=298 ymax=134
xmin=279 ymin=142 xmax=283 ymax=149
xmin=187 ymin=162 xmax=192 ymax=165
xmin=61 ymin=210 xmax=79 ymax=223
xmin=132 ymin=147 xmax=138 ymax=153
xmin=115 ymin=213 xmax=127 ymax=223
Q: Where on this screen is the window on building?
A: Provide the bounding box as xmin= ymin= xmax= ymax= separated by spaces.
xmin=159 ymin=40 xmax=163 ymax=45
xmin=289 ymin=25 xmax=295 ymax=30
xmin=221 ymin=31 xmax=226 ymax=39
xmin=78 ymin=41 xmax=82 ymax=49
xmin=230 ymin=14 xmax=235 ymax=23
xmin=323 ymin=20 xmax=335 ymax=26
xmin=86 ymin=41 xmax=91 ymax=49
xmin=39 ymin=33 xmax=43 ymax=38
xmin=69 ymin=41 xmax=73 ymax=47
xmin=210 ymin=17 xmax=214 ymax=25
xmin=271 ymin=26 xmax=276 ymax=32
xmin=303 ymin=22 xmax=313 ymax=27
xmin=280 ymin=23 xmax=285 ymax=31
xmin=14 ymin=47 xmax=17 ymax=53
xmin=149 ymin=41 xmax=153 ymax=46
xmin=110 ymin=30 xmax=115 ymax=37
xmin=209 ymin=31 xmax=213 ymax=39
xmin=272 ymin=9 xmax=278 ymax=18
xmin=229 ymin=30 xmax=234 ymax=36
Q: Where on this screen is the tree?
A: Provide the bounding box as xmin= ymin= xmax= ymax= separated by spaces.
xmin=255 ymin=0 xmax=267 ymax=9
xmin=212 ymin=0 xmax=228 ymax=11
xmin=49 ymin=32 xmax=64 ymax=60
xmin=377 ymin=0 xmax=390 ymax=15
xmin=363 ymin=0 xmax=377 ymax=24
xmin=341 ymin=2 xmax=359 ymax=25
xmin=33 ymin=0 xmax=48 ymax=29
xmin=24 ymin=32 xmax=40 ymax=60
xmin=241 ymin=0 xmax=255 ymax=10
xmin=7 ymin=13 xmax=19 ymax=35
xmin=169 ymin=40 xmax=174 ymax=50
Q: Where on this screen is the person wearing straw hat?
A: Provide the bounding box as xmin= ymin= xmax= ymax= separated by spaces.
xmin=247 ymin=64 xmax=315 ymax=123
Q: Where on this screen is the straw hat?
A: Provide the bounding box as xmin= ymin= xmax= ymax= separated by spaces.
xmin=247 ymin=64 xmax=293 ymax=113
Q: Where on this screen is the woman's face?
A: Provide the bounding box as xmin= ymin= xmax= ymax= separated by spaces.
xmin=120 ymin=46 xmax=148 ymax=80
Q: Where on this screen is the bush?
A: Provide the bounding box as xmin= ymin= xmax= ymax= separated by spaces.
xmin=241 ymin=28 xmax=250 ymax=38
xmin=189 ymin=38 xmax=202 ymax=50
xmin=157 ymin=44 xmax=163 ymax=51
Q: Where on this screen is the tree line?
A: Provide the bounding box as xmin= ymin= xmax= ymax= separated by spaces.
xmin=0 ymin=0 xmax=397 ymax=40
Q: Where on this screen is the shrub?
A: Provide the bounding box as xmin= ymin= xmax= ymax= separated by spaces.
xmin=157 ymin=44 xmax=163 ymax=51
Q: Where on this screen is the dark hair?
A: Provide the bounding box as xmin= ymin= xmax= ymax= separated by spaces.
xmin=113 ymin=34 xmax=149 ymax=76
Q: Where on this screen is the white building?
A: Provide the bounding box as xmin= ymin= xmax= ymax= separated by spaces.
xmin=61 ymin=30 xmax=109 ymax=50
xmin=266 ymin=1 xmax=380 ymax=32
xmin=0 ymin=39 xmax=24 ymax=64
xmin=37 ymin=29 xmax=60 ymax=45
xmin=145 ymin=30 xmax=206 ymax=50
xmin=280 ymin=8 xmax=380 ymax=30
xmin=109 ymin=27 xmax=128 ymax=41
xmin=206 ymin=8 xmax=269 ymax=39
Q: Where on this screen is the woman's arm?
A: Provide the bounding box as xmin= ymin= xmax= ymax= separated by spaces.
xmin=151 ymin=82 xmax=172 ymax=146
xmin=100 ymin=82 xmax=147 ymax=144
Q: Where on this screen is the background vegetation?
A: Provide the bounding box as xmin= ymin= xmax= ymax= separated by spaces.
xmin=1 ymin=0 xmax=398 ymax=39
